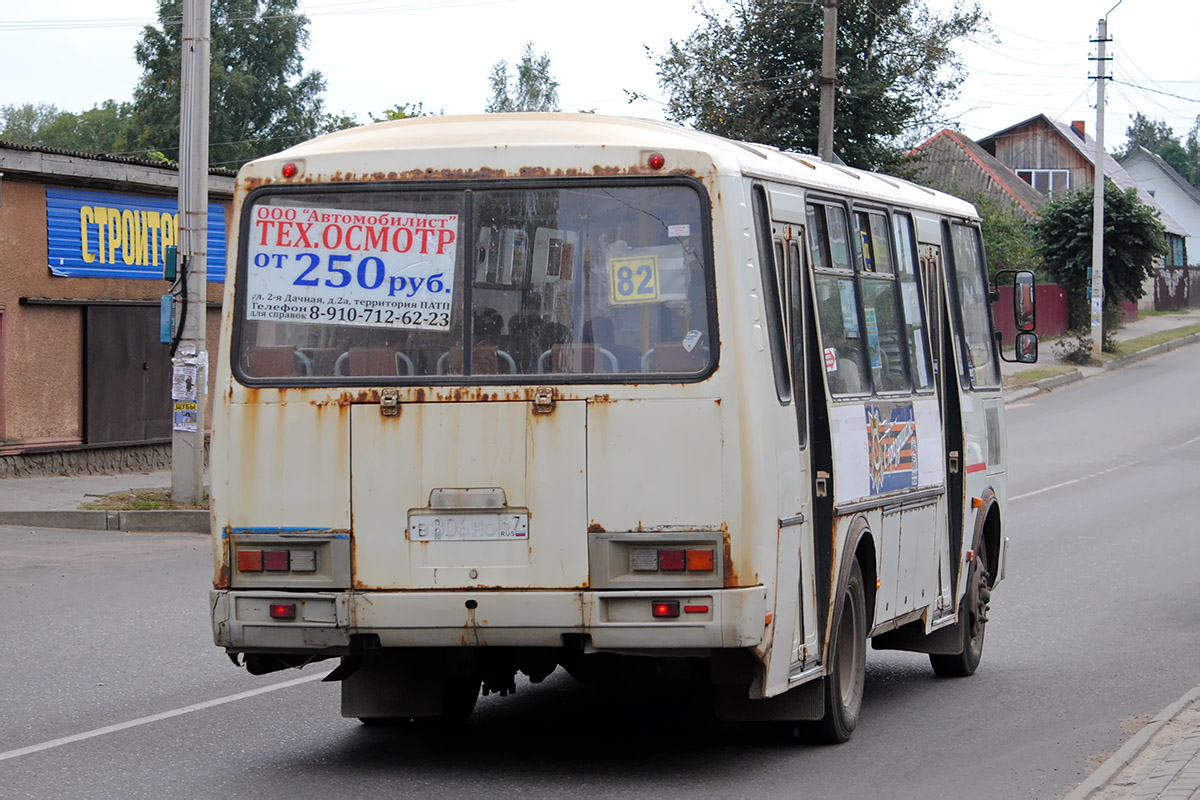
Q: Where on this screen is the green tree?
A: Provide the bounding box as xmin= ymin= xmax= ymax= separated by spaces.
xmin=1186 ymin=115 xmax=1200 ymax=189
xmin=653 ymin=0 xmax=986 ymax=171
xmin=486 ymin=42 xmax=560 ymax=112
xmin=969 ymin=195 xmax=1041 ymax=279
xmin=0 ymin=101 xmax=134 ymax=155
xmin=1036 ymin=182 xmax=1166 ymax=331
xmin=1121 ymin=112 xmax=1190 ymax=178
xmin=0 ymin=102 xmax=65 ymax=144
xmin=130 ymin=0 xmax=334 ymax=169
xmin=369 ymin=102 xmax=433 ymax=122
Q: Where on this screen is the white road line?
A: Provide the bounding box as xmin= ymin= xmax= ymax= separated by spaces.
xmin=1012 ymin=433 xmax=1200 ymax=502
xmin=0 ymin=670 xmax=332 ymax=762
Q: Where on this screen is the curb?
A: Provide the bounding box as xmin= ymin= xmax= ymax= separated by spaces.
xmin=1064 ymin=686 xmax=1200 ymax=799
xmin=0 ymin=509 xmax=209 ymax=534
xmin=1004 ymin=331 xmax=1200 ymax=405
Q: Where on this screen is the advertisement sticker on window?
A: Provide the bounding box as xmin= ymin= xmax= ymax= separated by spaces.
xmin=245 ymin=204 xmax=458 ymax=330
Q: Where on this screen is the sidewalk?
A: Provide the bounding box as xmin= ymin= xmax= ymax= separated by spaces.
xmin=1001 ymin=307 xmax=1200 ymax=403
xmin=0 ymin=470 xmax=207 ymax=533
xmin=2 ymin=310 xmax=1199 ymax=797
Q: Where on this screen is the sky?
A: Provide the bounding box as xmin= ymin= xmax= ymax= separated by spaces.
xmin=0 ymin=0 xmax=1197 ymax=157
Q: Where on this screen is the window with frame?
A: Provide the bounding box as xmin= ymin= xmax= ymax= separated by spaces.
xmin=235 ymin=182 xmax=715 ymax=384
xmin=947 ymin=223 xmax=1001 ymax=389
xmin=891 ymin=213 xmax=933 ymax=391
xmin=1016 ymin=169 xmax=1069 ymax=195
xmin=808 ymin=203 xmax=868 ymax=396
xmin=855 ymin=209 xmax=909 ymax=393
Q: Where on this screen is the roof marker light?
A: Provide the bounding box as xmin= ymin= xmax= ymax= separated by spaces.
xmin=647 ymin=152 xmax=666 ymax=170
xmin=281 ymin=162 xmax=299 ymax=179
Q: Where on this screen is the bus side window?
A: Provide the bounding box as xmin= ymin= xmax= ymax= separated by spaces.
xmin=892 ymin=213 xmax=933 ymax=390
xmin=946 ymin=223 xmax=1001 ymax=389
xmin=752 ymin=186 xmax=792 ymax=403
xmin=856 ymin=209 xmax=909 ymax=393
xmin=787 ymin=238 xmax=807 ymax=447
xmin=809 ymin=203 xmax=868 ymax=396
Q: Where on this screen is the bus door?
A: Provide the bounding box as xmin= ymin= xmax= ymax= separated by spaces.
xmin=759 ymin=185 xmax=820 ymax=674
xmin=918 ymin=241 xmax=961 ymax=614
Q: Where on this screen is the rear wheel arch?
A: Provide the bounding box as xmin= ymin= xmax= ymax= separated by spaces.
xmin=847 ymin=517 xmax=878 ymax=626
xmin=974 ymin=489 xmax=1002 ymax=589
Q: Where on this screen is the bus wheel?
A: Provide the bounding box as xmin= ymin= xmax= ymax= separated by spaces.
xmin=930 ymin=546 xmax=990 ymax=678
xmin=811 ymin=559 xmax=867 ymax=744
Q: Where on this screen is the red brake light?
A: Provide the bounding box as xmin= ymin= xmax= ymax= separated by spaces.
xmin=652 ymin=600 xmax=680 ymax=618
xmin=647 ymin=152 xmax=666 ymax=170
xmin=281 ymin=162 xmax=299 ymax=178
xmin=269 ymin=602 xmax=296 ymax=620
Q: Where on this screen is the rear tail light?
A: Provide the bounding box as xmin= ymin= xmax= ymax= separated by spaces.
xmin=237 ymin=550 xmax=263 ymax=572
xmin=659 ymin=549 xmax=686 ymax=571
xmin=236 ymin=548 xmax=317 ymax=573
xmin=686 ymin=549 xmax=714 ymax=571
xmin=631 ymin=547 xmax=715 ymax=574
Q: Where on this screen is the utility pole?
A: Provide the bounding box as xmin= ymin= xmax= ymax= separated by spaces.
xmin=1089 ymin=5 xmax=1118 ymax=357
xmin=171 ymin=0 xmax=211 ymax=502
xmin=818 ymin=0 xmax=838 ymax=163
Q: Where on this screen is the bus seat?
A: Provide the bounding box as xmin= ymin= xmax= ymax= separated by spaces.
xmin=539 ymin=344 xmax=619 ymax=374
xmin=301 ymin=347 xmax=342 ymax=376
xmin=641 ymin=342 xmax=708 ymax=373
xmin=437 ymin=345 xmax=517 ymax=375
xmin=335 ymin=347 xmax=415 ymax=377
xmin=247 ymin=346 xmax=310 ymax=377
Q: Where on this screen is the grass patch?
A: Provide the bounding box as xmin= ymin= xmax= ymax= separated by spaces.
xmin=80 ymin=488 xmax=208 ymax=511
xmin=1113 ymin=322 xmax=1200 ymax=354
xmin=1002 ymin=364 xmax=1075 ymax=388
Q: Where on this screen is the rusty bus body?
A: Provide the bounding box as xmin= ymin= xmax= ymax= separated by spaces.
xmin=209 ymin=114 xmax=1011 ymax=741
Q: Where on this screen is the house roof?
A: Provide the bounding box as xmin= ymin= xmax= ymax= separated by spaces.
xmin=909 ymin=128 xmax=1045 ymax=217
xmin=1121 ymin=145 xmax=1200 ymax=206
xmin=0 ymin=138 xmax=236 ymax=177
xmin=979 ymin=115 xmax=1187 ymax=236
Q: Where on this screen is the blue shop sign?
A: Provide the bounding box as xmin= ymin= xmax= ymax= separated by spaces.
xmin=47 ymin=187 xmax=226 ymax=281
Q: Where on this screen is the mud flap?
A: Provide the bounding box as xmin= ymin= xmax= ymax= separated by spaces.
xmin=341 ymin=651 xmax=448 ymax=719
xmin=714 ymin=678 xmax=825 ymax=722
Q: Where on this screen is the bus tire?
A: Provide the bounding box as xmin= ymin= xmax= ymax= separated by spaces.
xmin=930 ymin=545 xmax=990 ymax=678
xmin=811 ymin=558 xmax=867 ymax=744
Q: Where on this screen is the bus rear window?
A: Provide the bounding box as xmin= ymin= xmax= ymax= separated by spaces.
xmin=235 ymin=182 xmax=714 ymax=383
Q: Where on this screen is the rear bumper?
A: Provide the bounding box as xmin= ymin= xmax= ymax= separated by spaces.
xmin=211 ymin=587 xmax=767 ymax=653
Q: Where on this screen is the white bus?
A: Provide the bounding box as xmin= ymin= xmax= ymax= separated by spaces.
xmin=209 ymin=114 xmax=1037 ymax=741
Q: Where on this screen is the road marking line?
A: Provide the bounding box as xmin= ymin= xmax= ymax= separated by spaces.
xmin=1012 ymin=434 xmax=1200 ymax=502
xmin=0 ymin=670 xmax=332 ymax=762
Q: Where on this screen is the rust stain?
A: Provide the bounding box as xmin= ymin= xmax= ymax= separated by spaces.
xmin=587 ymin=522 xmax=606 ymax=533
xmin=722 ymin=526 xmax=737 ymax=587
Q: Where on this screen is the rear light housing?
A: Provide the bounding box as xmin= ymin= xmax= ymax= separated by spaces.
xmin=587 ymin=534 xmax=724 ymax=589
xmin=228 ymin=531 xmax=351 ymax=589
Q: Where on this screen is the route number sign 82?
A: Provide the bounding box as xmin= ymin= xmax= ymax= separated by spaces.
xmin=608 ymin=255 xmax=661 ymax=305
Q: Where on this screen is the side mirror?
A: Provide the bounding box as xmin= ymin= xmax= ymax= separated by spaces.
xmin=994 ymin=269 xmax=1039 ymax=364
xmin=1014 ymin=332 xmax=1038 ymax=364
xmin=1014 ymin=270 xmax=1036 ymax=332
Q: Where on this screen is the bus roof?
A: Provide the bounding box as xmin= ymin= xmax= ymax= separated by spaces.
xmin=248 ymin=113 xmax=977 ymax=219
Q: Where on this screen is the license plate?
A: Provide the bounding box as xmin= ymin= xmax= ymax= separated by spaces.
xmin=408 ymin=512 xmax=529 ymax=541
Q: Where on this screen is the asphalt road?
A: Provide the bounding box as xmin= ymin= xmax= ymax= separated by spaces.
xmin=1 ymin=345 xmax=1198 ymax=799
